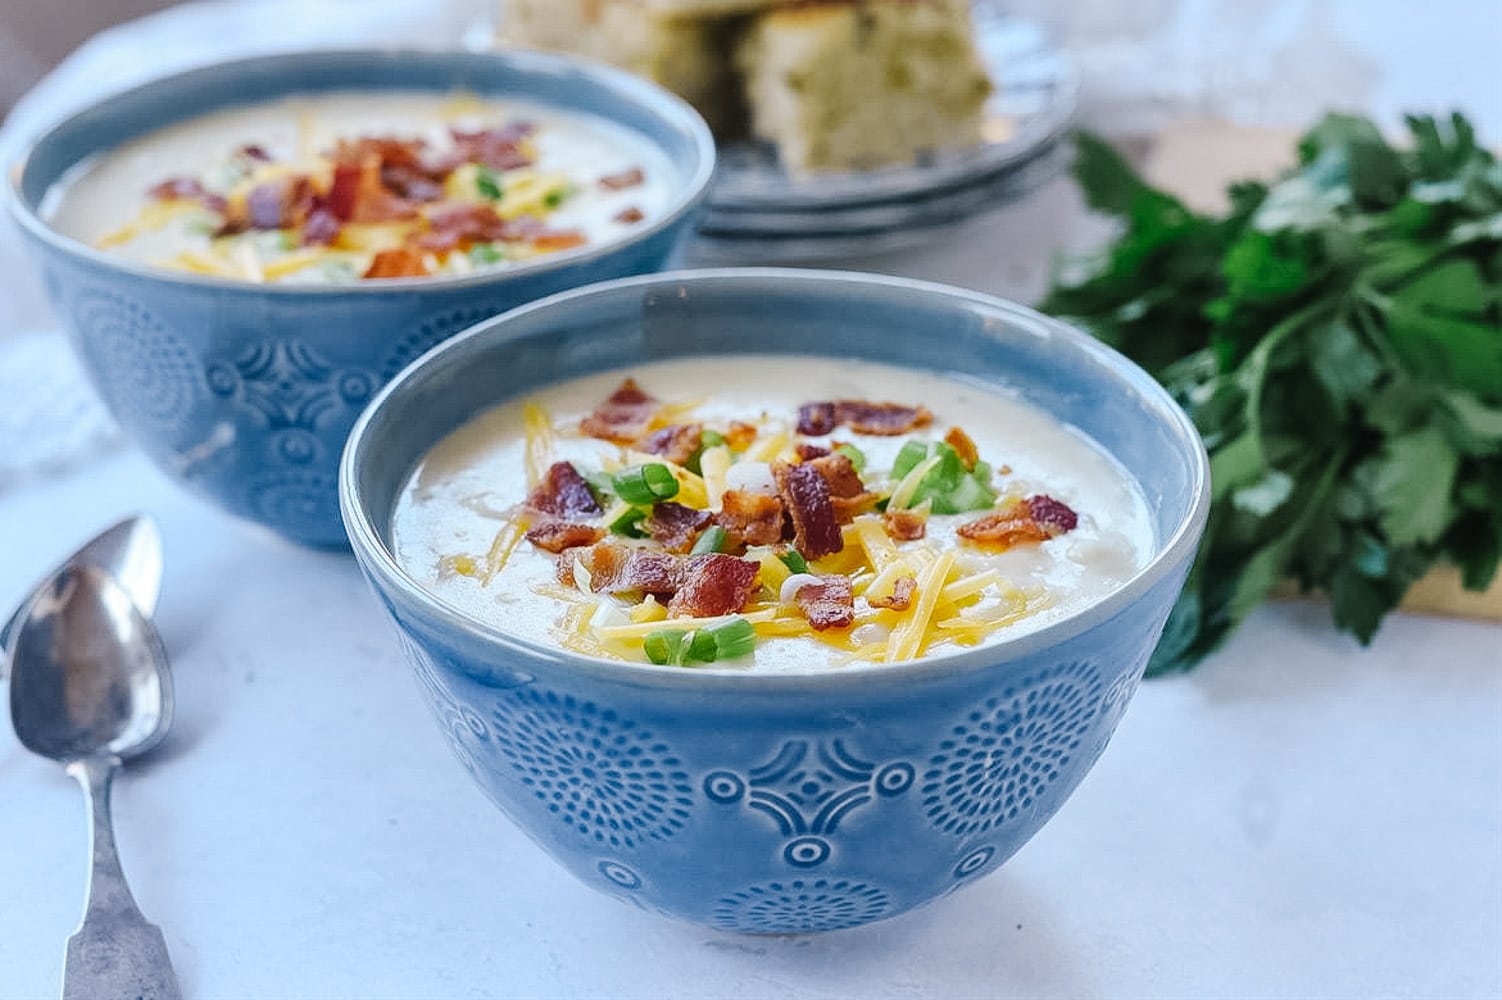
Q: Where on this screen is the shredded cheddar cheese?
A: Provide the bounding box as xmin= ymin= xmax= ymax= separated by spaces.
xmin=885 ymin=550 xmax=956 ymax=663
xmin=522 ymin=401 xmax=554 ymax=490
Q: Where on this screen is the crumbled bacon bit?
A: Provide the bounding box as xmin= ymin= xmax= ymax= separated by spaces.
xmin=148 ymin=177 xmax=228 ymax=213
xmin=244 ymin=176 xmax=317 ymax=230
xmin=301 ymin=207 xmax=341 ymax=246
xmin=618 ymin=551 xmax=684 ymax=596
xmin=797 ymin=399 xmax=933 ymax=437
xmin=335 ymin=136 xmax=445 ymax=179
xmin=525 ymin=520 xmax=605 ymax=553
xmin=450 ymin=124 xmax=535 ymax=171
xmin=1027 ymin=495 xmax=1079 ymax=534
xmin=580 ymin=378 xmax=660 ymax=443
xmin=944 ymin=426 xmax=979 ymax=470
xmin=613 ymin=206 xmax=645 ymax=224
xmin=245 ymin=183 xmax=284 ymax=230
xmin=773 ymin=461 xmax=843 ymax=559
xmin=796 ymin=402 xmax=838 ymax=436
xmin=882 ymin=508 xmax=927 ymax=541
xmin=637 ymin=424 xmax=702 ymax=467
xmin=363 ymin=246 xmax=429 ymax=279
xmin=806 ymin=453 xmax=877 ymax=523
xmin=957 ymin=495 xmax=1078 ymax=548
xmin=839 ymin=400 xmax=933 ymax=436
xmin=412 ymin=203 xmax=510 ymax=252
xmin=382 ymin=165 xmax=444 ymax=203
xmin=806 ymin=453 xmax=864 ymax=498
xmin=328 ymin=154 xmax=417 ymax=224
xmin=794 ymin=576 xmax=855 ymax=631
xmin=327 ymin=162 xmax=364 ymax=221
xmin=238 ymin=144 xmax=273 ymax=162
xmin=667 ymin=554 xmax=759 ymax=618
xmin=795 ymin=443 xmax=831 ymax=461
xmin=599 ymin=167 xmax=645 ymax=190
xmin=524 ymin=461 xmax=602 ymax=519
xmin=723 ymin=421 xmax=758 ymax=451
xmin=645 ymin=501 xmax=712 ymax=553
xmin=148 ymin=177 xmax=209 ymax=202
xmin=499 ymin=214 xmax=544 ymax=242
xmin=557 ymin=543 xmax=681 ymax=595
xmin=868 ymin=576 xmax=916 ymax=611
xmin=716 ymin=490 xmax=785 ymax=548
xmin=532 ymin=230 xmax=587 ymax=253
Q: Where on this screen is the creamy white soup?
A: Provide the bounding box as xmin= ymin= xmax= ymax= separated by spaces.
xmin=43 ymin=92 xmax=674 ymax=283
xmin=392 ymin=357 xmax=1154 ymax=673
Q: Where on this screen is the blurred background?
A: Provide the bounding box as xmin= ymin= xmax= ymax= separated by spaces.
xmin=1 ymin=0 xmax=175 ymax=112
xmin=3 ymin=0 xmax=1498 ymax=136
xmin=0 ymin=0 xmax=1497 ymax=487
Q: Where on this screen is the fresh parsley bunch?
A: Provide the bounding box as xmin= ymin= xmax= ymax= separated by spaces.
xmin=1041 ymin=113 xmax=1502 ymax=675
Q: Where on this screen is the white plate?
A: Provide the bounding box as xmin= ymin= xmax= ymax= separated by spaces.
xmin=687 ymin=135 xmax=1069 ymax=264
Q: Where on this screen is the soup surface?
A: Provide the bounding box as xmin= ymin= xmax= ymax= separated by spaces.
xmin=43 ymin=92 xmax=673 ymax=283
xmin=392 ymin=357 xmax=1154 ymax=673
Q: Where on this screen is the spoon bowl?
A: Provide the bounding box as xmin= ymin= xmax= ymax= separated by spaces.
xmin=1 ymin=513 xmax=163 ymax=678
xmin=8 ymin=564 xmax=180 ymax=1000
xmin=10 ymin=564 xmax=172 ymax=761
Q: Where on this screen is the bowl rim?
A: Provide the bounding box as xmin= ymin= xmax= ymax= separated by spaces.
xmin=340 ymin=267 xmax=1211 ymax=690
xmin=6 ymin=46 xmax=717 ymax=295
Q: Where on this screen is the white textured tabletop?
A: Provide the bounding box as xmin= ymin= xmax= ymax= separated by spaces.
xmin=1 ymin=443 xmax=1498 ymax=999
xmin=2 ymin=2 xmax=1501 ymax=996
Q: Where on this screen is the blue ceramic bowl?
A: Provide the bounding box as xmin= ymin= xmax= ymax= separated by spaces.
xmin=340 ymin=269 xmax=1210 ymax=933
xmin=9 ymin=49 xmax=715 ymax=547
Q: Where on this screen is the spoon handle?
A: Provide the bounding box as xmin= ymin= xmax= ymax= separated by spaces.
xmin=63 ymin=755 xmax=182 ymax=1000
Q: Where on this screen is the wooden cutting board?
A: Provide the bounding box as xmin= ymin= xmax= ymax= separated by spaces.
xmin=1142 ymin=120 xmax=1502 ymax=622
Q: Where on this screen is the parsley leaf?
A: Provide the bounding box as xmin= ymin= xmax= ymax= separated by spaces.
xmin=1042 ymin=112 xmax=1502 ymax=674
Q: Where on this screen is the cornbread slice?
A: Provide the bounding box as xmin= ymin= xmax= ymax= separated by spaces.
xmin=735 ymin=0 xmax=993 ymax=172
xmin=637 ymin=0 xmax=780 ymax=13
xmin=501 ymin=0 xmax=746 ymax=133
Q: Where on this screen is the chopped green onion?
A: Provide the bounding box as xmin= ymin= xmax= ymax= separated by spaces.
xmin=900 ymin=442 xmax=977 ymax=511
xmin=930 ymin=443 xmax=964 ymax=492
xmin=543 ymin=187 xmax=568 ymax=209
xmin=469 ymin=243 xmax=503 ymax=265
xmin=642 ymin=616 xmax=757 ymax=666
xmin=834 ymin=443 xmax=866 ymax=473
xmin=890 ymin=439 xmax=996 ymax=514
xmin=890 ymin=452 xmax=944 ymax=510
xmin=710 ymin=618 xmax=757 ymax=660
xmin=644 ymin=629 xmax=687 ymax=665
xmin=476 ymin=166 xmax=503 ymax=201
xmin=940 ymin=474 xmax=997 ymax=513
xmin=891 ymin=440 xmax=929 ymax=479
xmin=609 ymin=507 xmax=648 ymax=537
xmin=702 ymin=429 xmax=726 ymax=449
xmin=612 ymin=464 xmax=679 ymax=505
xmin=778 ymin=549 xmax=809 ymax=574
xmin=688 ymin=629 xmax=718 ymax=662
xmin=691 ymin=525 xmax=727 ymax=555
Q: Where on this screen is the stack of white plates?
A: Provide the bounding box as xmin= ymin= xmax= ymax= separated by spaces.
xmin=689 ymin=9 xmax=1077 ymax=264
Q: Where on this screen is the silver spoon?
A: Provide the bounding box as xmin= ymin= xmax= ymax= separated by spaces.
xmin=9 ymin=565 xmax=181 ymax=1000
xmin=1 ymin=514 xmax=164 ymax=679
